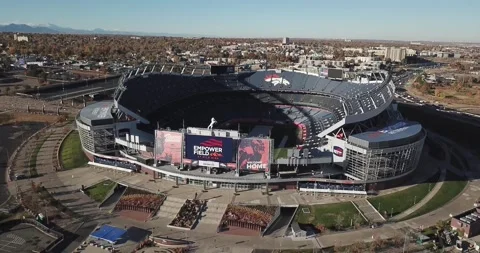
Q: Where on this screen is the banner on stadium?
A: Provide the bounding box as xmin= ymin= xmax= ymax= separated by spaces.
xmin=320 ymin=67 xmax=328 ymax=77
xmin=154 ymin=130 xmax=183 ymax=164
xmin=199 ymin=160 xmax=220 ymax=167
xmin=185 ymin=135 xmax=233 ymax=163
xmin=237 ymin=138 xmax=271 ymax=172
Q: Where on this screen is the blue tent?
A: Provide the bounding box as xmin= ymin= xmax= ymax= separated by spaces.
xmin=90 ymin=225 xmax=127 ymax=244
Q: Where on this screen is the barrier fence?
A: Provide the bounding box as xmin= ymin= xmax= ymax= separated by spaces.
xmin=114 ymin=205 xmax=156 ymax=214
xmin=226 ymin=220 xmax=265 ymax=232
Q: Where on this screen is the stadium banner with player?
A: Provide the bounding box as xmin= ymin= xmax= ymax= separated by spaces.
xmin=184 ymin=135 xmax=233 ymax=163
xmin=237 ymin=138 xmax=272 ymax=172
xmin=154 ymin=130 xmax=183 ymax=164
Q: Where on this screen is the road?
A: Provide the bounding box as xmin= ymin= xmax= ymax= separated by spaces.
xmin=34 ymin=77 xmax=120 ymax=101
xmin=0 ymin=123 xmax=45 ymax=208
xmin=392 ymin=68 xmax=480 ymax=120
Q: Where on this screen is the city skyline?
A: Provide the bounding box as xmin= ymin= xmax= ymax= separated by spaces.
xmin=1 ymin=0 xmax=479 ymax=42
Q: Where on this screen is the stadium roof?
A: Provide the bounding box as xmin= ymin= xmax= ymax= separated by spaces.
xmin=348 ymin=121 xmax=423 ymax=149
xmin=244 ymin=70 xmax=380 ymax=99
xmin=79 ymin=101 xmax=114 ymax=126
xmin=90 ymin=225 xmax=126 ymax=244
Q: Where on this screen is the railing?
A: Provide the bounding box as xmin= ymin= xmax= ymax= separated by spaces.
xmin=226 ymin=220 xmax=264 ymax=232
xmin=261 ymin=206 xmax=281 ymax=236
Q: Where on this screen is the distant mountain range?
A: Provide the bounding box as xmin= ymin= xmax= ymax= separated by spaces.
xmin=0 ymin=23 xmax=203 ymax=37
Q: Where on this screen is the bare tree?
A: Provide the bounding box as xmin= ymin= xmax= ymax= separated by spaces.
xmin=334 ymin=212 xmax=345 ymax=230
xmin=353 ymin=214 xmax=364 ymax=229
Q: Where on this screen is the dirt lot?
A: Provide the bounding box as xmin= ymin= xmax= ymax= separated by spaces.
xmin=406 ymin=79 xmax=480 ymax=115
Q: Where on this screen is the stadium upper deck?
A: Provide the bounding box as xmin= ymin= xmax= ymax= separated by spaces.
xmin=114 ymin=65 xmax=394 ymax=138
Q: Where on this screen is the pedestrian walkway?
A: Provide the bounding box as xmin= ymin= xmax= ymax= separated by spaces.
xmin=196 ymin=201 xmax=228 ymax=228
xmin=156 ymin=196 xmax=185 ymax=220
xmin=9 ymin=125 xmax=108 ymax=230
xmin=399 ymin=132 xmax=480 ymax=230
xmin=392 ymin=165 xmax=446 ymax=221
xmin=352 ymin=199 xmax=385 ymax=223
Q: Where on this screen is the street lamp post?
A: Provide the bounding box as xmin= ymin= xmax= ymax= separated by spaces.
xmin=402 ymin=232 xmax=408 ymax=253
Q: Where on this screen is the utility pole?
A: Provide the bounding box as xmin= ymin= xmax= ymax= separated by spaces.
xmin=45 ymin=206 xmax=49 ymax=225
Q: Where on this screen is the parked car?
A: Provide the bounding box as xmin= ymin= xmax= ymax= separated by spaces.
xmin=15 ymin=174 xmax=27 ymax=180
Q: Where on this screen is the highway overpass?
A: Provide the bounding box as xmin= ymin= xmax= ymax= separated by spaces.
xmin=21 ymin=75 xmax=120 ymax=101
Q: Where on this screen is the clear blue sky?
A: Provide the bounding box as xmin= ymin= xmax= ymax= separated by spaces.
xmin=1 ymin=0 xmax=479 ymax=42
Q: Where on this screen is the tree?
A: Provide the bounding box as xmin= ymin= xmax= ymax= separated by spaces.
xmin=435 ymin=219 xmax=450 ymax=233
xmin=334 ymin=213 xmax=345 ymax=230
xmin=353 ymin=214 xmax=364 ymax=229
xmin=370 ymin=236 xmax=385 ymax=251
xmin=418 ymin=82 xmax=431 ymax=94
xmin=434 ymin=88 xmax=444 ymax=98
xmin=391 ymin=233 xmax=404 ymax=247
xmin=8 ymin=47 xmax=17 ymax=55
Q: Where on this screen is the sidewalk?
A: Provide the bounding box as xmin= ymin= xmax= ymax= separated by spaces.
xmin=399 ymin=133 xmax=480 ymax=229
xmin=392 ymin=165 xmax=446 ymax=221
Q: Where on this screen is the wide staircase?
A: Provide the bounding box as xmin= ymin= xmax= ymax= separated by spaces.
xmin=352 ymin=199 xmax=385 ymax=223
xmin=196 ymin=201 xmax=228 ymax=229
xmin=156 ymin=196 xmax=185 ymax=220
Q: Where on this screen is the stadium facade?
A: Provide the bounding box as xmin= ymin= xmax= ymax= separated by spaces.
xmin=76 ymin=65 xmax=425 ymax=194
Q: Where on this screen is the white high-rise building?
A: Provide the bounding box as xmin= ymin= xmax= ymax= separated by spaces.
xmin=13 ymin=34 xmax=28 ymax=42
xmin=385 ymin=47 xmax=406 ymax=62
xmin=282 ymin=37 xmax=290 ymax=45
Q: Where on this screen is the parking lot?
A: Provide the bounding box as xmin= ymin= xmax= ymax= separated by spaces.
xmin=0 ymin=223 xmax=53 ymax=252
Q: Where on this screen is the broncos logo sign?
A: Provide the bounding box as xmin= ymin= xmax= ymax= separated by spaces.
xmin=264 ymin=74 xmax=290 ymax=86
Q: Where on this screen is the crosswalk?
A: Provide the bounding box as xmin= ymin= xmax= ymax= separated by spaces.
xmin=0 ymin=233 xmax=25 ymax=252
xmin=6 ymin=233 xmax=25 ymax=245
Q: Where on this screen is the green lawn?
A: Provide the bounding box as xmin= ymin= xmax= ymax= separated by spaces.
xmin=402 ymin=172 xmax=467 ymax=220
xmin=85 ymin=180 xmax=117 ymax=202
xmin=274 ymin=148 xmax=289 ymax=159
xmin=295 ymin=202 xmax=365 ymax=230
xmin=60 ymin=131 xmax=89 ymax=170
xmin=368 ymin=178 xmax=437 ymax=218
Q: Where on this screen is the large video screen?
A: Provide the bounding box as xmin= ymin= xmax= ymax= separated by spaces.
xmin=211 ymin=65 xmax=235 ymax=75
xmin=185 ymin=135 xmax=233 ymax=163
xmin=154 ymin=130 xmax=183 ymax=164
xmin=328 ymin=68 xmax=343 ymax=79
xmin=237 ymin=138 xmax=271 ymax=172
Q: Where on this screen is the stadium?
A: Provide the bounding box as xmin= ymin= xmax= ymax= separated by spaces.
xmin=76 ymin=64 xmax=426 ymax=194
